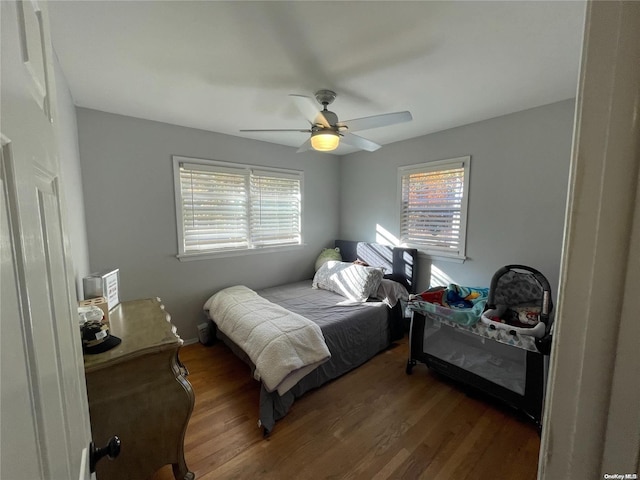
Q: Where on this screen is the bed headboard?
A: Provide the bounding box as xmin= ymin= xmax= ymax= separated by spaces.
xmin=334 ymin=240 xmax=419 ymax=294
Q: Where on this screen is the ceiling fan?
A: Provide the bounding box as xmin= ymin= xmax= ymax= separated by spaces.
xmin=240 ymin=90 xmax=412 ymax=153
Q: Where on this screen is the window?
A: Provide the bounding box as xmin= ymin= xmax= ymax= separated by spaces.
xmin=173 ymin=156 xmax=302 ymax=258
xmin=398 ymin=156 xmax=470 ymax=259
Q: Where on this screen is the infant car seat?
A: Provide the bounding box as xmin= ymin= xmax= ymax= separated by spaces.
xmin=481 ymin=265 xmax=553 ymax=351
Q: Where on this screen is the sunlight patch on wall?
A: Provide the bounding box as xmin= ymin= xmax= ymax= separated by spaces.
xmin=376 ymin=224 xmax=399 ymax=246
xmin=431 ymin=264 xmax=455 ymax=287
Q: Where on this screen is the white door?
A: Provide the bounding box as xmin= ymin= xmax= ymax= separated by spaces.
xmin=1 ymin=1 xmax=93 ymax=479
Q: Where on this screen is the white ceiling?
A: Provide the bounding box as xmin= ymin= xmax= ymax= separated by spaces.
xmin=48 ymin=1 xmax=586 ymax=155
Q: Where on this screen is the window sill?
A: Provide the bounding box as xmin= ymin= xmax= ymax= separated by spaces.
xmin=417 ymin=251 xmax=467 ymax=264
xmin=176 ymin=244 xmax=305 ymax=262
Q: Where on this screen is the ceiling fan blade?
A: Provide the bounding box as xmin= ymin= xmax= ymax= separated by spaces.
xmin=289 ymin=94 xmax=331 ymax=128
xmin=340 ymin=132 xmax=381 ymax=152
xmin=296 ymin=138 xmax=313 ymax=153
xmin=240 ymin=129 xmax=311 ymax=132
xmin=338 ymin=111 xmax=412 ymax=132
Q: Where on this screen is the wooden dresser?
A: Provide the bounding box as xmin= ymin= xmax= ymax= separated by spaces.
xmin=84 ymin=298 xmax=195 ymax=480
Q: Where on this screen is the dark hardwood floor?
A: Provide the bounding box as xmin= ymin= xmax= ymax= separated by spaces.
xmin=149 ymin=337 xmax=540 ymax=480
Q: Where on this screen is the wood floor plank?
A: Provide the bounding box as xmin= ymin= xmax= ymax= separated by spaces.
xmin=148 ymin=337 xmax=540 ymax=480
xmin=431 ymin=408 xmax=506 ymax=480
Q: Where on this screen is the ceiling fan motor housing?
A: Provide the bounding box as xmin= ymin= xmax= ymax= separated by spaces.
xmin=313 ymin=90 xmax=339 ymax=128
xmin=317 ymin=110 xmax=339 ymax=128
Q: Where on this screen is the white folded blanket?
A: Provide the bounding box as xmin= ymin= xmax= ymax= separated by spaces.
xmin=204 ymin=285 xmax=331 ymax=395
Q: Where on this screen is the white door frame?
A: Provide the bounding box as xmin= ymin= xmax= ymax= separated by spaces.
xmin=539 ymin=1 xmax=640 ymax=478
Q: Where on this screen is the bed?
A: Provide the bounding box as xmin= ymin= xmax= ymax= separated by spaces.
xmin=203 ymin=240 xmax=418 ymax=435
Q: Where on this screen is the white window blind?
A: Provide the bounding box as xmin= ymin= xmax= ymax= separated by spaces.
xmin=174 ymin=158 xmax=302 ymax=256
xmin=399 ymin=157 xmax=470 ymax=258
xmin=179 ymin=163 xmax=249 ymax=252
xmin=250 ymin=170 xmax=301 ymax=247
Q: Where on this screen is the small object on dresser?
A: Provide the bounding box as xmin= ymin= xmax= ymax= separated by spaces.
xmin=83 ymin=269 xmax=120 ymax=310
xmin=79 ymin=296 xmax=110 ymax=324
xmin=78 ymin=305 xmax=104 ymax=327
xmin=81 ymin=318 xmax=121 ymax=355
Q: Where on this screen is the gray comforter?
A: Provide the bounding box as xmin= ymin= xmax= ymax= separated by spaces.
xmin=223 ymin=280 xmax=394 ymax=434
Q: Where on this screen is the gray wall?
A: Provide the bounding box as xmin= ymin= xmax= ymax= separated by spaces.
xmin=340 ymin=99 xmax=575 ymax=299
xmin=77 ymin=100 xmax=574 ymax=340
xmin=76 ymin=108 xmax=340 ymax=340
xmin=54 ymin=53 xmax=90 ymax=299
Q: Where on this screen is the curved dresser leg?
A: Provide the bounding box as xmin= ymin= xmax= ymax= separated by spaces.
xmin=172 ymin=462 xmax=194 ymax=480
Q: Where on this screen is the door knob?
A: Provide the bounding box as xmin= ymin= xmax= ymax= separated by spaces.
xmin=89 ymin=436 xmax=121 ymax=473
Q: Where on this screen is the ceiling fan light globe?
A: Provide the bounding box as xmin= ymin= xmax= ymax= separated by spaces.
xmin=311 ymin=130 xmax=339 ymax=152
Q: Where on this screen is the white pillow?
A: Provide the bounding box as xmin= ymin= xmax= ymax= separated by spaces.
xmin=312 ymin=261 xmax=384 ymax=302
xmin=374 ymin=278 xmax=410 ymax=307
